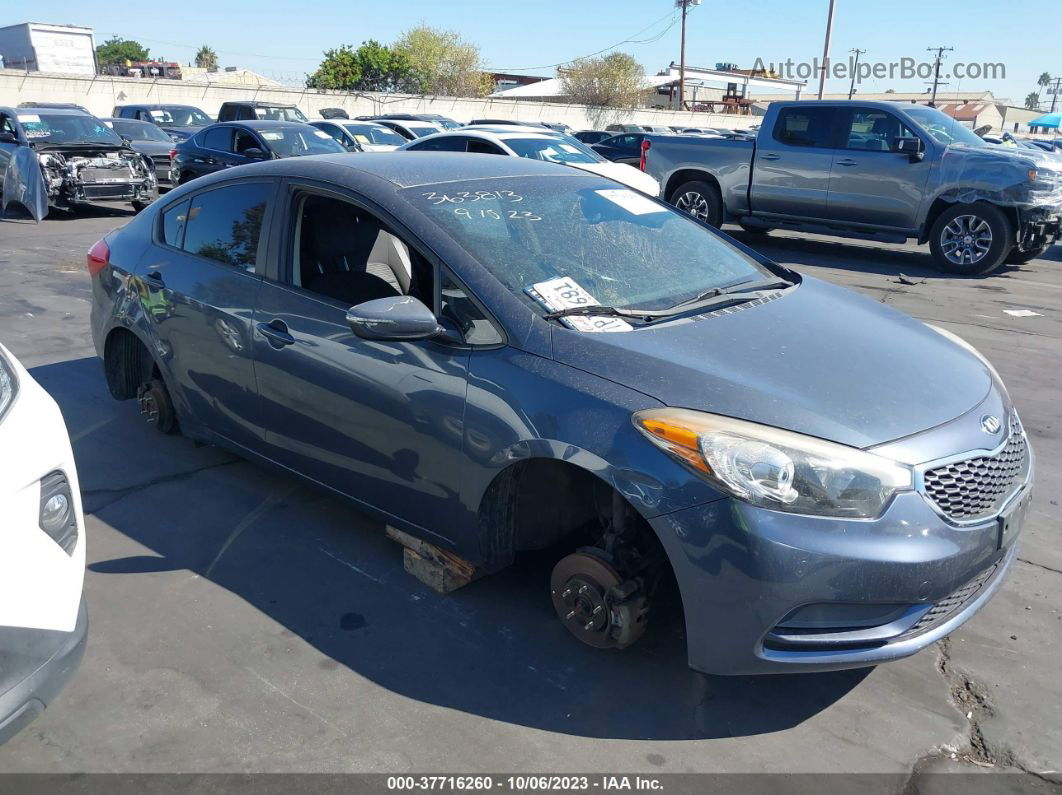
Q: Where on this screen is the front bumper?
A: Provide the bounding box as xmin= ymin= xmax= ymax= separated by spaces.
xmin=650 ymin=482 xmax=1028 ymax=675
xmin=0 ymin=597 xmax=87 ymax=744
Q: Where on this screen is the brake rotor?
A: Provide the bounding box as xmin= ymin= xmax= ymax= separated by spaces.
xmin=551 ymin=551 xmax=648 ymax=650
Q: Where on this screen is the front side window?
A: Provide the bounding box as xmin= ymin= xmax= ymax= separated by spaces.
xmin=234 ymin=129 xmax=263 ymax=154
xmin=773 ymin=108 xmax=836 ymax=148
xmin=182 ymin=183 xmax=272 ymax=272
xmin=405 ymin=177 xmax=771 ymax=313
xmin=843 ymin=110 xmax=917 ymax=152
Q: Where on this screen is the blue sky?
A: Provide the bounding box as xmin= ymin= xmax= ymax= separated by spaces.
xmin=7 ymin=1 xmax=1059 ymax=104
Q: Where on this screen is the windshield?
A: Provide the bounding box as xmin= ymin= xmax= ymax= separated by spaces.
xmin=259 ymin=127 xmax=346 ymax=156
xmin=254 ymin=106 xmax=309 ymax=122
xmin=149 ymin=106 xmax=211 ymax=126
xmin=17 ymin=112 xmax=123 ymax=145
xmin=905 ymin=106 xmax=987 ymax=147
xmin=110 ymin=119 xmax=173 ymax=142
xmin=404 ymin=177 xmax=771 ymax=313
xmin=342 ymin=123 xmax=406 ymax=146
xmin=505 ymin=137 xmax=602 ymax=164
xmin=406 ymin=125 xmax=440 ymax=138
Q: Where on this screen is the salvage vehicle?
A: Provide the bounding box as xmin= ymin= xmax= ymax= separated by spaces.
xmin=111 ymin=104 xmax=213 ymax=142
xmin=371 ymin=118 xmax=444 ymax=140
xmin=90 ymin=153 xmax=1032 ymax=675
xmin=0 ymin=106 xmax=157 ymax=221
xmin=103 ymin=118 xmax=177 ymax=187
xmin=400 ymin=129 xmax=660 ymax=194
xmin=169 ymin=121 xmax=346 ymax=184
xmin=642 ymin=101 xmax=1062 ymax=274
xmin=217 ymin=101 xmax=308 ymax=123
xmin=310 ymin=120 xmax=406 ymax=152
xmin=0 ymin=342 xmax=87 ymax=743
xmin=373 ymin=113 xmax=461 ymax=130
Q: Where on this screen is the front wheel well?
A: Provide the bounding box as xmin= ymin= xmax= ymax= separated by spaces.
xmin=920 ymin=198 xmax=1018 ymax=245
xmin=103 ymin=327 xmax=156 ymax=400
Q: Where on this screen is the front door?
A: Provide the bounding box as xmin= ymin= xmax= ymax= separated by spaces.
xmin=139 ymin=179 xmax=275 ymax=448
xmin=750 ymin=105 xmax=839 ymax=220
xmin=251 ymin=186 xmax=484 ymax=541
xmin=826 ymin=107 xmax=933 ymax=231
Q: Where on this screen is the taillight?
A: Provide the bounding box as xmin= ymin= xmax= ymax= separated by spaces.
xmin=640 ymin=139 xmax=651 ymax=171
xmin=87 ymin=239 xmax=110 ymax=277
xmin=169 ymin=148 xmax=177 ymax=160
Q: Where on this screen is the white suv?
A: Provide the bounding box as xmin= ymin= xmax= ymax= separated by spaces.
xmin=0 ymin=342 xmax=87 ymax=743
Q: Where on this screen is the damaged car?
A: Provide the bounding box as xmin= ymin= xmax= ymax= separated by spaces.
xmin=0 ymin=106 xmax=157 ymax=222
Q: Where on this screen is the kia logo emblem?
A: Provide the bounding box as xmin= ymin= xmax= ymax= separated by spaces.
xmin=981 ymin=415 xmax=1002 ymax=434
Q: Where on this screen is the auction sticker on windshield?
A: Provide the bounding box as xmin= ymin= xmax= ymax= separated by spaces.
xmin=528 ymin=277 xmax=632 ymax=333
xmin=595 ymin=188 xmax=666 ymax=216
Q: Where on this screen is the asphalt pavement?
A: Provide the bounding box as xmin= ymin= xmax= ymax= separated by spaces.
xmin=0 ymin=206 xmax=1058 ymax=787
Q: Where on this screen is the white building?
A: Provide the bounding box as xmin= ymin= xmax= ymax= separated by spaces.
xmin=0 ymin=22 xmax=96 ymax=76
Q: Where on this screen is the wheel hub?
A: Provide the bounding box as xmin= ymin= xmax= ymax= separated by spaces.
xmin=138 ymin=389 xmax=160 ymax=424
xmin=940 ymin=214 xmax=993 ymax=266
xmin=676 ymin=191 xmax=709 ymax=221
xmin=550 ymin=552 xmax=648 ymax=649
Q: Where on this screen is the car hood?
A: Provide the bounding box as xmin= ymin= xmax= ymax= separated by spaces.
xmin=567 ymin=161 xmax=660 ymax=194
xmin=126 ymin=140 xmax=173 ymax=156
xmin=162 ymin=125 xmax=206 ymax=138
xmin=549 ymin=276 xmax=994 ymax=449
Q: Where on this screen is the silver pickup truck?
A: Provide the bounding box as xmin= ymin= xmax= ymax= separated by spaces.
xmin=643 ymin=100 xmax=1062 ymax=275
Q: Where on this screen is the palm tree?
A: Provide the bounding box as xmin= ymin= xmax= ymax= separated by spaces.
xmin=1025 ymin=91 xmax=1041 ymax=110
xmin=1036 ymin=72 xmax=1051 ymax=105
xmin=195 ymin=46 xmax=218 ymax=72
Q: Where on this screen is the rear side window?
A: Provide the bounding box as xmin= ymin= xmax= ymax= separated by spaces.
xmin=409 ymin=137 xmax=468 ymax=152
xmin=202 ymin=126 xmax=233 ymax=151
xmin=182 ymin=183 xmax=272 ymax=272
xmin=773 ymin=108 xmax=836 ymax=148
xmin=467 ymin=139 xmax=504 ymax=155
xmin=162 ymin=199 xmax=190 ymax=248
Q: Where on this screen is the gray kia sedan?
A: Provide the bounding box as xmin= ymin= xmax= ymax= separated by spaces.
xmin=88 ymin=153 xmax=1032 ymax=675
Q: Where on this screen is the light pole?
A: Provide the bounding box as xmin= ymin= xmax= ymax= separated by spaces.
xmin=847 ymin=48 xmax=864 ymax=100
xmin=675 ymin=0 xmax=701 ymax=110
xmin=817 ymin=0 xmax=837 ymax=99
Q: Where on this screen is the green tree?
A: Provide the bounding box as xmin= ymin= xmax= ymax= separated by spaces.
xmin=393 ymin=26 xmax=493 ymax=97
xmin=1025 ymin=91 xmax=1042 ymax=110
xmin=349 ymin=40 xmax=412 ymax=92
xmin=195 ymin=46 xmax=219 ymax=71
xmin=559 ymin=52 xmax=648 ymax=128
xmin=95 ymin=36 xmax=149 ymax=66
xmin=306 ymin=44 xmax=363 ymax=90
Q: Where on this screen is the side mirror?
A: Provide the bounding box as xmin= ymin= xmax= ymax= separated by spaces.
xmin=0 ymin=131 xmax=18 ymax=144
xmin=346 ymin=296 xmax=442 ymax=341
xmin=892 ymin=136 xmax=925 ymax=161
xmin=242 ymin=147 xmax=268 ymax=159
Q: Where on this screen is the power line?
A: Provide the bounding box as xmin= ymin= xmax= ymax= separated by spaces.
xmin=926 ymin=45 xmax=953 ymax=106
xmin=489 ymin=10 xmax=679 ymax=72
xmin=848 ymin=48 xmax=865 ymax=100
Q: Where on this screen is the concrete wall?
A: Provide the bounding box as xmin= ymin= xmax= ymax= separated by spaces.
xmin=0 ymin=69 xmax=760 ymax=131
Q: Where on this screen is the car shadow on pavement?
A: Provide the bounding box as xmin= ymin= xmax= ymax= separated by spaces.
xmin=1 ymin=204 xmax=135 ymax=223
xmin=726 ymin=228 xmax=1028 ymax=281
xmin=35 ymin=356 xmax=870 ymax=742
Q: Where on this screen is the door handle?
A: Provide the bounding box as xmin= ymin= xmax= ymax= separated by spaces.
xmin=760 ymin=153 xmax=780 ymax=161
xmin=257 ymin=320 xmax=295 ymax=348
xmin=836 ymin=158 xmax=858 ymax=166
xmin=142 ymin=270 xmax=165 ymax=290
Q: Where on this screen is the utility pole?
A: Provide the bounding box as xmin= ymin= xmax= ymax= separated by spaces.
xmin=926 ymin=46 xmax=953 ymax=106
xmin=817 ymin=0 xmax=837 ymax=99
xmin=1050 ymin=76 xmax=1062 ymax=113
xmin=848 ymin=48 xmax=865 ymax=100
xmin=675 ymin=0 xmax=701 ymax=110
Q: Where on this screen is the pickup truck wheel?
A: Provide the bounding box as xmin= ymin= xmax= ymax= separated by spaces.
xmin=1004 ymin=244 xmax=1048 ymax=265
xmin=670 ymin=180 xmax=723 ymax=228
xmin=929 ymin=203 xmax=1013 ymax=275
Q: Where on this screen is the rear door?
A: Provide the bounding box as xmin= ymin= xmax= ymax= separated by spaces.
xmin=139 ymin=179 xmax=276 ymax=449
xmin=750 ymin=105 xmax=838 ymax=220
xmin=826 ymin=107 xmax=933 ymax=231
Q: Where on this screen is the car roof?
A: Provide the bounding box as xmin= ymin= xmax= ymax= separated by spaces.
xmin=314 ymin=119 xmax=391 ymax=129
xmin=10 ymin=106 xmax=90 ymax=116
xmin=463 ymin=124 xmax=561 ymax=136
xmin=175 ymin=152 xmax=591 ymax=193
xmin=102 ymin=116 xmax=149 ymax=124
xmin=223 ymin=101 xmax=299 ymax=108
xmin=117 ymin=103 xmax=200 ymax=110
xmin=207 ymin=120 xmax=313 ymax=131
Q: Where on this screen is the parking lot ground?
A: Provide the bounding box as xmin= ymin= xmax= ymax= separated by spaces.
xmin=0 ymin=209 xmax=1059 ymax=784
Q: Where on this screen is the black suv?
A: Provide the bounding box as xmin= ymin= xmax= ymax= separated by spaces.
xmin=217 ymin=102 xmax=308 ymax=123
xmin=111 ymin=104 xmax=213 ymax=141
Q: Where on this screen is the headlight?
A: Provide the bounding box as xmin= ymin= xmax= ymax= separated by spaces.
xmin=634 ymin=409 xmax=913 ymax=518
xmin=0 ymin=348 xmax=18 ymax=423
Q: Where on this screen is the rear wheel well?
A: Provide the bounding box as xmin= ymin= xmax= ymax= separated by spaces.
xmin=665 ymin=169 xmax=720 ymax=203
xmin=103 ymin=328 xmax=156 ymax=400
